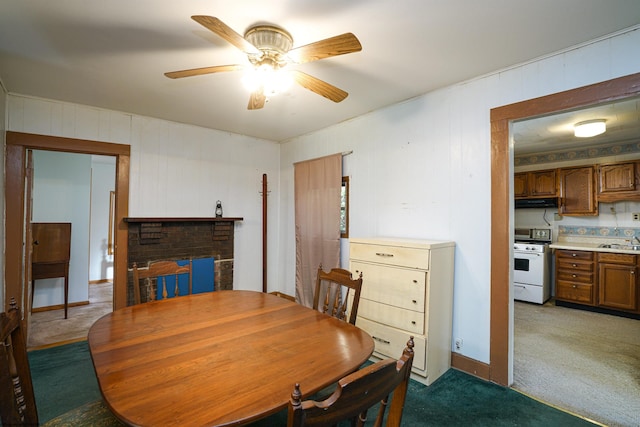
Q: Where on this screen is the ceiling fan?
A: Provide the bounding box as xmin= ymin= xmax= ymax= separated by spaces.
xmin=165 ymin=16 xmax=362 ymax=110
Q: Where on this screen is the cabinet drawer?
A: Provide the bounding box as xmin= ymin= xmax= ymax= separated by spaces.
xmin=351 ymin=261 xmax=425 ymax=311
xmin=556 ymin=250 xmax=593 ymax=261
xmin=597 ymin=252 xmax=637 ymax=265
xmin=350 ymin=242 xmax=429 ymax=269
xmin=557 ymin=259 xmax=594 ymax=272
xmin=32 ymin=262 xmax=67 ymax=280
xmin=355 ymin=317 xmax=426 ymax=371
xmin=358 ymin=299 xmax=425 ymax=335
xmin=556 ymin=269 xmax=593 ymax=284
xmin=556 ymin=281 xmax=595 ymax=305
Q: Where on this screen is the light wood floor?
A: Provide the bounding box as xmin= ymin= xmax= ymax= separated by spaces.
xmin=28 ymin=282 xmax=113 ymax=349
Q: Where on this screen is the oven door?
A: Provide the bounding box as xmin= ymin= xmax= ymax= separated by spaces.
xmin=514 ymin=250 xmax=544 ymax=285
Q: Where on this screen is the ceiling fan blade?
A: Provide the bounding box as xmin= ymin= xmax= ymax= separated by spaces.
xmin=248 ymin=89 xmax=266 ymax=110
xmin=191 ymin=16 xmax=261 ymax=55
xmin=292 ymin=71 xmax=348 ymax=103
xmin=164 ymin=64 xmax=245 ymax=79
xmin=287 ymin=33 xmax=362 ymax=64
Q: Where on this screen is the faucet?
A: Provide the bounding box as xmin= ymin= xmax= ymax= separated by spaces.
xmin=633 ymin=236 xmax=640 ymax=245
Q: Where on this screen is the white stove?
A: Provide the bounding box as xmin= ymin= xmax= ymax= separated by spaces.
xmin=513 ymin=228 xmax=551 ymax=304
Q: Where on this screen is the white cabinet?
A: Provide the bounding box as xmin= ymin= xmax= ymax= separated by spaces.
xmin=349 ymin=237 xmax=455 ymax=385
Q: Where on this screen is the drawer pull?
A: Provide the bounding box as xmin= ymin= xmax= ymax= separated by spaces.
xmin=572 ymin=274 xmax=577 ymax=278
xmin=572 ymin=264 xmax=577 ymax=267
xmin=411 ymin=321 xmax=416 ymax=325
xmin=372 ymin=336 xmax=391 ymax=345
xmin=375 ymin=252 xmax=394 ymax=257
xmin=572 ymin=253 xmax=577 ymax=257
xmin=412 ymin=299 xmax=417 ymax=304
xmin=572 ymin=284 xmax=577 ymax=288
xmin=413 ymin=280 xmax=418 ymax=284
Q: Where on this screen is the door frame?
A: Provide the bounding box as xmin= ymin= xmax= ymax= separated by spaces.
xmin=490 ymin=72 xmax=640 ymax=385
xmin=5 ymin=131 xmax=130 ymax=317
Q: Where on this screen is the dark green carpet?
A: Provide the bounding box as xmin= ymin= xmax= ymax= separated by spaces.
xmin=29 ymin=341 xmax=103 ymax=423
xmin=29 ymin=341 xmax=596 ymax=426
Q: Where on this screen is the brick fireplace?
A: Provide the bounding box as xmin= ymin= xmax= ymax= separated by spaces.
xmin=125 ymin=217 xmax=243 ymax=305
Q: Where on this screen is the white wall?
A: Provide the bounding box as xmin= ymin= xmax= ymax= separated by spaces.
xmin=32 ymin=151 xmax=91 ymax=307
xmin=7 ymin=96 xmax=281 ymax=294
xmin=279 ymin=28 xmax=640 ymax=365
xmin=89 ymin=156 xmax=116 ymax=282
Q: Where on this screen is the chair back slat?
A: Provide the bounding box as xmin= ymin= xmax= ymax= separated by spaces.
xmin=131 ymin=260 xmax=193 ymax=304
xmin=288 ymin=337 xmax=415 ymax=427
xmin=313 ymin=265 xmax=363 ymax=325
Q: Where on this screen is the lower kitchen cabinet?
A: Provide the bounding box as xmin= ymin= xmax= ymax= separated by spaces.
xmin=555 ymin=249 xmax=640 ymax=315
xmin=597 ymin=253 xmax=638 ymax=311
xmin=349 ymin=237 xmax=455 ymax=385
xmin=555 ymin=249 xmax=595 ymax=305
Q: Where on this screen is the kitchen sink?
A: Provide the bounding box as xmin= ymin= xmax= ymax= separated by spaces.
xmin=598 ymin=243 xmax=640 ymax=250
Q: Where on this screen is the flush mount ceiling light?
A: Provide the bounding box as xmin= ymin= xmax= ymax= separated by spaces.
xmin=574 ymin=119 xmax=606 ymax=137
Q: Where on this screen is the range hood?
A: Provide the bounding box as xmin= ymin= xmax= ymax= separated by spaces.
xmin=515 ymin=197 xmax=558 ymax=209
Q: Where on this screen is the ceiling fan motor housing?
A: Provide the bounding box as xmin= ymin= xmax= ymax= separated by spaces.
xmin=244 ymin=26 xmax=293 ymax=67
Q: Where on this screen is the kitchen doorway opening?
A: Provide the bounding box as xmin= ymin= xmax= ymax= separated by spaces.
xmin=490 ymin=72 xmax=640 ymax=386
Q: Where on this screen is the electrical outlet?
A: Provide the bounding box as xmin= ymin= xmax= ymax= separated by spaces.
xmin=633 ymin=213 xmax=640 ymax=221
xmin=455 ymin=338 xmax=463 ymax=350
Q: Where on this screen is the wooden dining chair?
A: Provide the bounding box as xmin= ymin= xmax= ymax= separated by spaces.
xmin=1 ymin=298 xmax=38 ymax=426
xmin=287 ymin=336 xmax=415 ymax=427
xmin=313 ymin=265 xmax=363 ymax=325
xmin=131 ymin=259 xmax=192 ymax=304
xmin=1 ymin=297 xmax=123 ymax=426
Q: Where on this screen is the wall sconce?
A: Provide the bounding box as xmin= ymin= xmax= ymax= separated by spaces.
xmin=574 ymin=119 xmax=606 ymax=138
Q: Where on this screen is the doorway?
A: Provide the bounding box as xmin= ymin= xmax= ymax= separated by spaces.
xmin=4 ymin=132 xmax=130 ymax=338
xmin=27 ymin=150 xmax=116 ymax=347
xmin=489 ymin=72 xmax=640 ymax=386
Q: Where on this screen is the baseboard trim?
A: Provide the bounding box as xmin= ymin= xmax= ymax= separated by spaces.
xmin=451 ymin=351 xmax=490 ymax=381
xmin=32 ymin=300 xmax=89 ymax=313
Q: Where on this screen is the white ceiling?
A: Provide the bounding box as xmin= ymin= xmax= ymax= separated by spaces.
xmin=513 ymin=96 xmax=640 ymax=156
xmin=1 ymin=1 xmax=640 ymax=142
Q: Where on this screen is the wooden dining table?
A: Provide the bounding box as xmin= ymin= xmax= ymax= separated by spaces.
xmin=87 ymin=290 xmax=374 ymax=427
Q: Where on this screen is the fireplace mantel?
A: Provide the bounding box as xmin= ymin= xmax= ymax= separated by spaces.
xmin=124 ymin=217 xmax=243 ymax=223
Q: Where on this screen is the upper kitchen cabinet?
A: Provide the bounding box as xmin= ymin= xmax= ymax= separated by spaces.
xmin=597 ymin=161 xmax=640 ymax=202
xmin=559 ymin=166 xmax=597 ymax=216
xmin=514 ymin=169 xmax=557 ymax=199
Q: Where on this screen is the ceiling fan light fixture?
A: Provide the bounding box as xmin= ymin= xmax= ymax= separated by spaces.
xmin=574 ymin=119 xmax=606 ymax=137
xmin=242 ymin=65 xmax=292 ymax=95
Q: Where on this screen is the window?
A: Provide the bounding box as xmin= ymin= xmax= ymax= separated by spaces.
xmin=340 ymin=176 xmax=349 ymax=238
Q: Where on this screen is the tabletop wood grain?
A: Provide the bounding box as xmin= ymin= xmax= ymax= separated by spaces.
xmin=87 ymin=290 xmax=374 ymax=427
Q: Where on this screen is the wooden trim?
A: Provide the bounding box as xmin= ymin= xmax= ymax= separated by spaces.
xmin=451 ymin=352 xmax=490 ymax=381
xmin=6 ymin=131 xmax=129 ymax=155
xmin=32 ymin=300 xmax=89 ymax=313
xmin=489 ymin=72 xmax=640 ymax=386
xmin=89 ymin=279 xmax=112 ymax=284
xmin=5 ymin=144 xmax=26 ymax=313
xmin=4 ymin=131 xmax=130 ymax=317
xmin=124 ymin=217 xmax=243 ymax=223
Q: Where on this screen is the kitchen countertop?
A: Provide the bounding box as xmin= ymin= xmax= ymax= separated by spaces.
xmin=549 ymin=239 xmax=640 ymax=254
